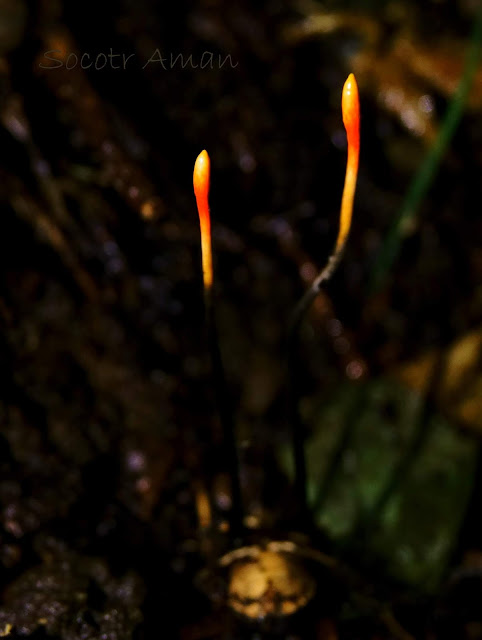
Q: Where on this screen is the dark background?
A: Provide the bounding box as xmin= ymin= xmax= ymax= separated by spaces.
xmin=1 ymin=1 xmax=482 ymax=638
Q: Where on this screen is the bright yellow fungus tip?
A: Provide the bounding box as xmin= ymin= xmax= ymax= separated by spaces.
xmin=193 ymin=150 xmax=213 ymax=291
xmin=336 ymin=73 xmax=360 ymax=251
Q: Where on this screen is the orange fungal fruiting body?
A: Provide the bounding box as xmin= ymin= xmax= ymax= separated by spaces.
xmin=193 ymin=150 xmax=213 ymax=291
xmin=337 ymin=73 xmax=360 ymax=252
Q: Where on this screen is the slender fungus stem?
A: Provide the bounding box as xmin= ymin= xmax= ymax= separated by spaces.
xmin=288 ymin=74 xmax=360 ymax=513
xmin=193 ymin=150 xmax=243 ymax=535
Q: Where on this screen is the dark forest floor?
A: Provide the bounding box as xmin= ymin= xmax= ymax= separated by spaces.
xmin=1 ymin=1 xmax=482 ymax=638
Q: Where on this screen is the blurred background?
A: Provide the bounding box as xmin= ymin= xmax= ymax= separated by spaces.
xmin=1 ymin=0 xmax=482 ymax=638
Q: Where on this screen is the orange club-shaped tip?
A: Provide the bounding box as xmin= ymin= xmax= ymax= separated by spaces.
xmin=193 ymin=150 xmax=213 ymax=291
xmin=194 ymin=149 xmax=211 ymax=207
xmin=342 ymin=73 xmax=360 ymax=158
xmin=336 ymin=73 xmax=360 ymax=252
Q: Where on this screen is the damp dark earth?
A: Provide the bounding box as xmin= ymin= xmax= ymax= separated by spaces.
xmin=1 ymin=1 xmax=482 ymax=639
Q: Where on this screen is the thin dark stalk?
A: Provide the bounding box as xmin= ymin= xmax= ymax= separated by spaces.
xmin=287 ymin=247 xmax=347 ymax=516
xmin=204 ymin=289 xmax=243 ymax=536
xmin=287 ymin=347 xmax=308 ymax=516
xmin=287 ymin=288 xmax=315 ymax=515
xmin=312 ymin=384 xmax=365 ymax=515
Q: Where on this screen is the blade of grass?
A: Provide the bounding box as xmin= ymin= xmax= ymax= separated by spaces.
xmin=369 ymin=4 xmax=482 ymax=293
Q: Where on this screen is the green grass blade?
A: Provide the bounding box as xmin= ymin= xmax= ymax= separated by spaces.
xmin=369 ymin=5 xmax=482 ymax=293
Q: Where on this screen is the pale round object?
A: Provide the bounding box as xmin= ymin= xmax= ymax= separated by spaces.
xmin=227 ymin=549 xmax=316 ymax=620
